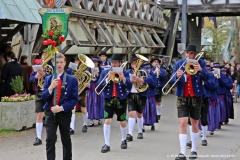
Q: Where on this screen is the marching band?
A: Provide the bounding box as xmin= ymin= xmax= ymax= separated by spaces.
xmin=32 ymin=44 xmax=235 ymax=160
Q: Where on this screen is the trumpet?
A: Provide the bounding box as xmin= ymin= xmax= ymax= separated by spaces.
xmin=162 ymin=52 xmax=204 ymax=95
xmin=95 ymin=61 xmax=128 ymax=95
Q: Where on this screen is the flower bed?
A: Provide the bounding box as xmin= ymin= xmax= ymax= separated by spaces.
xmin=1 ymin=93 xmax=35 ymax=102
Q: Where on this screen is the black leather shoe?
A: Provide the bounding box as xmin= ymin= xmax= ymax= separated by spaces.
xmin=224 ymin=122 xmax=228 ymax=124
xmin=157 ymin=115 xmax=161 ymax=120
xmin=151 ymin=125 xmax=155 ymax=131
xmin=70 ymin=128 xmax=74 ymax=135
xmin=186 ymin=141 xmax=192 ymax=148
xmin=82 ymin=125 xmax=87 ymax=132
xmin=137 ymin=133 xmax=143 ymax=139
xmin=175 ymin=153 xmax=186 ymax=160
xmin=101 ymin=144 xmax=110 ymax=153
xmin=142 ymin=128 xmax=145 ymax=132
xmin=210 ymin=131 xmax=214 ymax=135
xmin=98 ymin=120 xmax=102 ymax=125
xmin=121 ymin=140 xmax=127 ymax=149
xmin=189 ymin=151 xmax=197 ymax=159
xmin=126 ymin=134 xmax=133 ymax=141
xmin=202 ymin=140 xmax=208 ymax=146
xmin=33 ymin=137 xmax=42 ymax=146
xmin=88 ymin=123 xmax=94 ymax=127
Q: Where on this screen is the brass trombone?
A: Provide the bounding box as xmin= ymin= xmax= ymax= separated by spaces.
xmin=162 ymin=52 xmax=204 ymax=95
xmin=95 ymin=61 xmax=128 ymax=95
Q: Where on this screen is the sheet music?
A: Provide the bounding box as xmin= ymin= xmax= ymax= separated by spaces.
xmin=32 ymin=65 xmax=43 ymax=72
xmin=186 ymin=59 xmax=197 ymax=64
xmin=112 ymin=67 xmax=123 ymax=72
xmin=68 ymin=62 xmax=78 ymax=71
xmin=91 ymin=67 xmax=99 ymax=74
xmin=213 ymin=68 xmax=220 ymax=74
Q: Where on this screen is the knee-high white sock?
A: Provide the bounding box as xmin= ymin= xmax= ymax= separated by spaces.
xmin=128 ymin=118 xmax=135 ymax=136
xmin=202 ymin=125 xmax=207 ymax=140
xmin=189 ymin=125 xmax=193 ymax=139
xmin=179 ymin=134 xmax=187 ymax=155
xmin=191 ymin=132 xmax=199 ymax=152
xmin=103 ymin=124 xmax=111 ymax=146
xmin=156 ymin=104 xmax=162 ymax=115
xmin=159 ymin=104 xmax=162 ymax=115
xmin=70 ymin=114 xmax=75 ymax=130
xmin=36 ymin=122 xmax=43 ymax=140
xmin=137 ymin=117 xmax=143 ymax=133
xmin=120 ymin=125 xmax=127 ymax=141
xmin=82 ymin=113 xmax=88 ymax=126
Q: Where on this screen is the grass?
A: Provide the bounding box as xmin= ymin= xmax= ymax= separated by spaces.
xmin=0 ymin=129 xmax=17 ymax=136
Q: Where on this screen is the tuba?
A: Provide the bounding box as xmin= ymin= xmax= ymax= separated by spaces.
xmin=133 ymin=54 xmax=149 ymax=92
xmin=73 ymin=53 xmax=94 ymax=95
xmin=37 ymin=53 xmax=54 ymax=89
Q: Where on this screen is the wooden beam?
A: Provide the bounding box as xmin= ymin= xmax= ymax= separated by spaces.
xmin=115 ymin=23 xmax=131 ymax=47
xmin=131 ymin=26 xmax=147 ymax=47
xmin=0 ymin=23 xmax=26 ymax=44
xmin=94 ymin=21 xmax=113 ymax=46
xmin=142 ymin=27 xmax=157 ymax=48
xmin=125 ymin=25 xmax=142 ymax=47
xmin=78 ymin=18 xmax=98 ymax=45
xmin=167 ymin=11 xmax=180 ymax=65
xmin=151 ymin=28 xmax=165 ymax=48
xmin=60 ymin=45 xmax=73 ymax=54
xmin=69 ymin=7 xmax=165 ymax=29
xmin=100 ymin=22 xmax=119 ymax=47
xmin=68 ymin=27 xmax=81 ymax=46
xmin=158 ymin=10 xmax=175 ymax=55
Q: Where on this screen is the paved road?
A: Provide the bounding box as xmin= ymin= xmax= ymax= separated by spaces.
xmin=0 ymin=95 xmax=239 ymax=160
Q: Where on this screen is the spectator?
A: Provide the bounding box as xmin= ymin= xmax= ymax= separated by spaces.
xmin=0 ymin=46 xmax=6 ymax=78
xmin=1 ymin=52 xmax=22 ymax=96
xmin=20 ymin=55 xmax=35 ymax=94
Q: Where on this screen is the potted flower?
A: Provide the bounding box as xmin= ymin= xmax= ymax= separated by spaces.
xmin=0 ymin=76 xmax=36 ymax=130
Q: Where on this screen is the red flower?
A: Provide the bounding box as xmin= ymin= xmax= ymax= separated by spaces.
xmin=43 ymin=40 xmax=48 ymax=45
xmin=51 ymin=41 xmax=57 ymax=46
xmin=59 ymin=36 xmax=65 ymax=42
xmin=49 ymin=30 xmax=54 ymax=36
xmin=47 ymin=39 xmax=53 ymax=45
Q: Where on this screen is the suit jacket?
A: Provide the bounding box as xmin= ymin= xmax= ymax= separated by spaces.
xmin=170 ymin=59 xmax=210 ymax=97
xmin=96 ymin=69 xmax=131 ymax=100
xmin=204 ymin=73 xmax=218 ymax=100
xmin=41 ymin=73 xmax=78 ymax=111
xmin=125 ymin=68 xmax=153 ymax=96
xmin=1 ymin=61 xmax=22 ymax=96
xmin=151 ymin=67 xmax=167 ymax=88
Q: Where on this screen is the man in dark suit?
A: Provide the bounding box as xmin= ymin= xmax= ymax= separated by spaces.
xmin=41 ymin=53 xmax=78 ymax=160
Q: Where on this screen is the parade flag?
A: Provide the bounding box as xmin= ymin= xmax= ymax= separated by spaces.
xmin=38 ymin=7 xmax=71 ymax=54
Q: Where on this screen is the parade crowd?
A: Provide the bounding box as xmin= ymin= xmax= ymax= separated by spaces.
xmin=0 ymin=44 xmax=238 ymax=160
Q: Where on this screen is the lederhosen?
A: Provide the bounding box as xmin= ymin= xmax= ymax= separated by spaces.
xmin=35 ymin=89 xmax=45 ymax=113
xmin=104 ymin=97 xmax=127 ymax=121
xmin=127 ymin=69 xmax=147 ymax=114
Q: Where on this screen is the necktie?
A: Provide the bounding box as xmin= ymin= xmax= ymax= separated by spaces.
xmin=52 ymin=78 xmax=62 ymax=106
